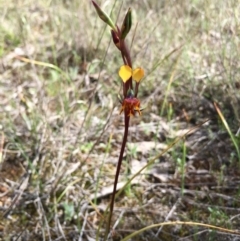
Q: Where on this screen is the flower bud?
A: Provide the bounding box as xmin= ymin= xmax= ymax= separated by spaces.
xmin=120 ymin=8 xmax=132 ymax=39
xmin=92 ymin=1 xmax=116 ymax=30
xmin=111 ymin=30 xmax=120 ymax=50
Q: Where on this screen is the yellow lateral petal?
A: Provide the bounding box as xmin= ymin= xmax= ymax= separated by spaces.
xmin=119 ymin=65 xmax=132 ymax=83
xmin=132 ymin=67 xmax=144 ymax=82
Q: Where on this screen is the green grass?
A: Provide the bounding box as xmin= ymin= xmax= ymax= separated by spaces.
xmin=0 ymin=0 xmax=240 ymax=240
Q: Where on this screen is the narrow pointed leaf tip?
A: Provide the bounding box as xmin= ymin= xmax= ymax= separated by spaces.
xmin=120 ymin=8 xmax=132 ymax=39
xmin=92 ymin=1 xmax=116 ymax=30
xmin=132 ymin=67 xmax=144 ymax=82
xmin=119 ymin=65 xmax=132 ymax=83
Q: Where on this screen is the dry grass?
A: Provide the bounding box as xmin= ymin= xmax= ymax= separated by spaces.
xmin=0 ymin=0 xmax=240 ymax=240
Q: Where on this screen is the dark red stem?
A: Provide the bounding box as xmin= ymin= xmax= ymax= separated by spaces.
xmin=105 ymin=114 xmax=130 ymax=237
xmin=105 ymin=21 xmax=132 ymax=239
xmin=134 ymin=82 xmax=139 ymax=97
xmin=120 ymin=40 xmax=133 ymax=93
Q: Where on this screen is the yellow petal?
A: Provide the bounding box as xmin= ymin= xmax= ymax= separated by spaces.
xmin=119 ymin=65 xmax=132 ymax=83
xmin=132 ymin=67 xmax=144 ymax=82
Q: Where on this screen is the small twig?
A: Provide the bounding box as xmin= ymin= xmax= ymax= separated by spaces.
xmin=107 ymin=210 xmax=125 ymax=240
xmin=155 ymin=197 xmax=181 ymax=237
xmin=79 ymin=212 xmax=88 ymax=241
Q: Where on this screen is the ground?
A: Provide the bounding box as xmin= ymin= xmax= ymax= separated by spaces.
xmin=0 ymin=0 xmax=240 ymax=240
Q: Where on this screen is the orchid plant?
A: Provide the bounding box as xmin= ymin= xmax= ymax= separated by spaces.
xmin=92 ymin=1 xmax=144 ymax=237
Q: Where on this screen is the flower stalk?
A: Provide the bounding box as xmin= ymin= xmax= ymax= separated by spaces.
xmin=92 ymin=1 xmax=144 ymax=238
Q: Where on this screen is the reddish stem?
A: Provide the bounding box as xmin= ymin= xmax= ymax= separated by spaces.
xmin=134 ymin=82 xmax=139 ymax=97
xmin=120 ymin=40 xmax=133 ymax=93
xmin=105 ymin=20 xmax=132 ymax=240
xmin=106 ymin=113 xmax=130 ymax=237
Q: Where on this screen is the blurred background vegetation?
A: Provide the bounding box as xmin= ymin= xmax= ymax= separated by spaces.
xmin=0 ymin=0 xmax=240 ymax=240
